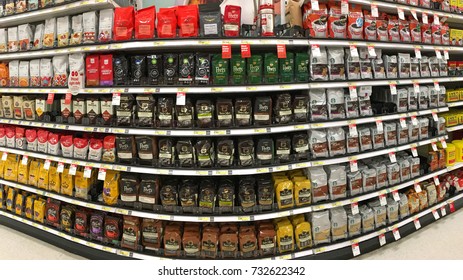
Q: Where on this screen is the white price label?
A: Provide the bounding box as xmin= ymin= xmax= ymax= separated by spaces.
xmin=444 ymin=50 xmax=449 ymax=60
xmin=69 ymin=164 xmax=77 ymax=175
xmin=44 ymin=159 xmax=51 ymax=170
xmin=434 ymin=14 xmax=440 ymax=25
xmin=311 ymin=0 xmax=319 ymax=10
xmin=432 ymin=209 xmax=440 ymax=220
xmin=98 ymin=168 xmax=107 ymax=181
xmin=411 ymin=10 xmax=418 ymax=20
xmin=434 ymin=176 xmax=440 ymax=186
xmin=376 ymin=120 xmax=384 ymax=133
xmin=414 ymin=183 xmax=422 ymax=193
xmin=350 ymin=160 xmax=358 ymax=172
xmin=431 ymin=142 xmax=438 ymax=151
xmin=398 ymin=8 xmax=405 ymax=20
xmin=351 ymin=202 xmax=359 ymax=215
xmin=1 ymin=152 xmax=7 ymax=161
xmin=441 ymin=139 xmax=447 ymax=149
xmin=432 ymin=112 xmax=438 ymax=122
xmin=392 ymin=191 xmax=400 ymax=202
xmin=414 ymin=83 xmax=420 ymax=94
xmin=379 ymin=234 xmax=386 ymax=246
xmin=423 ymin=13 xmax=428 ymax=24
xmin=176 ymin=92 xmax=186 ymax=106
xmin=379 ymin=194 xmax=387 ymax=206
xmin=414 ymin=219 xmax=421 ymax=230
xmin=415 ymin=48 xmax=422 ymax=59
xmin=389 ymin=152 xmax=397 ymax=163
xmin=400 ymin=118 xmax=407 ymax=128
xmin=411 ymin=147 xmax=418 ymax=157
xmin=350 ymin=45 xmax=359 ymax=57
xmin=341 ymin=0 xmax=348 ymax=14
xmin=371 ymin=4 xmax=379 ymax=17
xmin=441 ymin=206 xmax=447 ymax=216
xmin=352 ymin=243 xmax=361 ymax=257
xmin=349 ymin=124 xmax=358 ymax=137
xmin=311 ymin=44 xmax=321 ymax=57
xmin=57 ymin=162 xmax=64 ymax=173
xmin=390 ymin=84 xmax=397 ymax=95
xmin=21 ymin=155 xmax=28 ymax=165
xmin=112 ymin=92 xmax=121 ymax=106
xmin=368 ymin=46 xmax=376 ymax=57
xmin=83 ymin=166 xmax=92 ymax=178
xmin=411 ymin=116 xmax=418 ymax=126
xmin=349 ymin=86 xmax=357 ymax=100
xmin=393 ymin=229 xmax=401 ymax=240
xmin=435 ymin=50 xmax=442 ymax=60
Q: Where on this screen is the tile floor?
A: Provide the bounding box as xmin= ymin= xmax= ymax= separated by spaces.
xmin=0 ymin=209 xmax=462 ymax=260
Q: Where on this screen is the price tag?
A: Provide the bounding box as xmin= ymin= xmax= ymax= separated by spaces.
xmin=444 ymin=50 xmax=449 ymax=60
xmin=450 ymin=202 xmax=455 ymax=213
xmin=432 ymin=209 xmax=440 ymax=220
xmin=441 ymin=206 xmax=447 ymax=216
xmin=311 ymin=44 xmax=321 ymax=57
xmin=367 ymin=45 xmax=376 ymax=57
xmin=414 ymin=219 xmax=421 ymax=230
xmin=411 ymin=116 xmax=418 ymax=126
xmin=392 ymin=190 xmax=400 ymax=202
xmin=352 ymin=243 xmax=360 ymax=257
xmin=349 ymin=124 xmax=358 ymax=137
xmin=411 ymin=10 xmax=418 ymax=20
xmin=411 ymin=147 xmax=418 ymax=157
xmin=376 ymin=120 xmax=384 ymax=133
xmin=431 ymin=142 xmax=438 ymax=151
xmin=434 ymin=14 xmax=439 ymax=25
xmin=350 ymin=45 xmax=359 ymax=57
xmin=241 ymin=44 xmax=251 ymax=58
xmin=393 ymin=228 xmax=401 ymax=240
xmin=341 ymin=0 xmax=348 ymax=14
xmin=349 ymin=86 xmax=357 ymax=100
xmin=398 ymin=8 xmax=405 ymax=20
xmin=311 ymin=0 xmax=319 ymax=10
xmin=379 ymin=234 xmax=386 ymax=246
xmin=350 ymin=160 xmax=358 ymax=172
xmin=432 ymin=112 xmax=438 ymax=122
xmin=390 ymin=83 xmax=397 ymax=95
xmin=379 ymin=194 xmax=387 ymax=206
xmin=389 ymin=152 xmax=397 ymax=163
xmin=98 ymin=168 xmax=107 ymax=181
xmin=400 ymin=118 xmax=407 ymax=128
xmin=414 ymin=183 xmax=422 ymax=193
xmin=83 ymin=166 xmax=92 ymax=178
xmin=441 ymin=139 xmax=447 ymax=149
xmin=422 ymin=13 xmax=428 ymax=24
xmin=371 ymin=4 xmax=378 ymax=17
xmin=351 ymin=202 xmax=359 ymax=215
xmin=47 ymin=93 xmax=55 ymax=105
xmin=435 ymin=50 xmax=442 ymax=60
xmin=413 ymin=83 xmax=420 ymax=94
xmin=434 ymin=176 xmax=440 ymax=186
xmin=69 ymin=164 xmax=77 ymax=175
xmin=112 ymin=92 xmax=121 ymax=106
xmin=176 ymin=92 xmax=186 ymax=106
xmin=222 ymin=44 xmax=231 ymax=59
xmin=21 ymin=155 xmax=28 ymax=165
xmin=57 ymin=162 xmax=64 ymax=173
xmin=44 ymin=159 xmax=51 ymax=170
xmin=277 ymin=44 xmax=287 ymax=59
xmin=415 ymin=48 xmax=422 ymax=59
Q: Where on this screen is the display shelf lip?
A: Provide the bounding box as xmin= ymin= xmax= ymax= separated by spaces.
xmin=0 ymin=167 xmax=451 ymax=223
xmin=0 ymin=0 xmax=118 ymax=28
xmin=0 ymin=107 xmax=447 ymax=137
xmin=308 ymin=77 xmax=463 ymax=89
xmin=446 ymin=125 xmax=463 ymax=132
xmin=2 ymin=192 xmax=461 ymax=260
xmin=0 ymin=135 xmax=447 ymax=176
xmin=447 ymin=101 xmax=463 ymax=107
xmin=309 ymin=38 xmax=456 ymax=51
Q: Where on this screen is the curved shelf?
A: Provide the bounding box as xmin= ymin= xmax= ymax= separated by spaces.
xmin=1 ymin=191 xmax=461 ymax=260
xmin=448 ymin=101 xmax=463 ymax=107
xmin=0 ymin=0 xmax=117 ymax=28
xmin=0 ymin=135 xmax=447 ymax=176
xmin=0 ymin=107 xmax=447 ymax=137
xmin=446 ymin=125 xmax=463 ymax=132
xmin=0 ymin=167 xmax=450 ymax=222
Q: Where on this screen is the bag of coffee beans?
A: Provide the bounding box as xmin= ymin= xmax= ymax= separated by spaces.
xmin=147 ymin=54 xmax=163 ymax=85
xmin=164 ymin=54 xmax=178 ymax=85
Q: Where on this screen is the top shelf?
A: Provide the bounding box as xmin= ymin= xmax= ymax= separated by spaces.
xmin=0 ymin=0 xmax=118 ymax=28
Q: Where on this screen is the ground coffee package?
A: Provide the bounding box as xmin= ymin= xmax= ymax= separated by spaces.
xmin=309 ymin=89 xmax=328 ymax=121
xmin=328 ymin=127 xmax=346 ymax=157
xmin=216 ymin=98 xmax=233 ymax=127
xmin=179 ymin=53 xmax=194 ymax=85
xmin=176 ymin=98 xmax=194 ymax=128
xmin=295 ymin=52 xmax=309 ymax=82
xmin=199 ymin=3 xmax=222 ymax=37
xmin=275 ymin=136 xmax=291 ymax=163
xmin=164 ymin=54 xmax=178 ymax=85
xmin=130 ymin=56 xmax=146 ymax=85
xmin=138 ymin=176 xmax=159 ymax=205
xmin=257 ymin=138 xmax=274 ymax=165
xmin=212 ymin=54 xmax=229 ymax=85
xmin=235 ymin=98 xmax=252 ymax=126
xmin=293 ymin=94 xmax=309 ymax=122
xmin=274 ymin=93 xmax=292 ymax=124
xmin=293 ymin=133 xmax=309 ymax=159
xmin=116 ymin=95 xmax=135 ymax=126
xmin=247 ymin=55 xmax=263 ymax=84
xmin=176 ymin=140 xmax=194 ymax=167
xmin=195 ymin=53 xmax=211 ymax=85
xmin=196 ymin=99 xmax=214 ymax=128
xmin=238 ymin=138 xmax=255 ymax=167
xmin=120 ymin=174 xmax=139 ymax=203
xmin=279 ymin=52 xmax=294 ymax=83
xmin=195 ymin=139 xmax=214 ymax=167
xmin=310 ymin=47 xmax=328 ymax=81
xmin=231 ymin=54 xmax=246 ymax=85
xmin=136 ymin=136 xmax=156 ymax=164
xmin=328 ymin=47 xmax=345 ymax=80
xmin=217 ymin=139 xmax=234 ymax=167
xmin=264 ymin=53 xmax=279 ymax=83
xmin=158 ymin=138 xmax=174 ymax=167
xmin=157 ymin=97 xmax=174 ymax=127
xmin=327 ymin=88 xmax=345 ymax=120
xmin=136 ymin=95 xmax=155 ymax=127
xmin=309 ymin=129 xmax=328 ymax=158
xmin=113 ymin=56 xmax=128 ymax=85
xmin=147 ymin=54 xmax=163 ymax=85
xmin=254 ymin=96 xmax=272 ymax=126
xmin=116 ymin=136 xmax=136 ymax=163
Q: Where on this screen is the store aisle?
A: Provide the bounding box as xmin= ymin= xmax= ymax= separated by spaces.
xmin=1 ymin=210 xmax=462 ymax=260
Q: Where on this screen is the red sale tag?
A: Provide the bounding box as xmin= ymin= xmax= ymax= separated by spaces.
xmin=65 ymin=93 xmax=72 ymax=105
xmin=222 ymin=44 xmax=231 ymax=59
xmin=241 ymin=44 xmax=251 ymax=58
xmin=176 ymin=92 xmax=186 ymax=106
xmin=450 ymin=202 xmax=455 ymax=213
xmin=371 ymin=4 xmax=378 ymax=17
xmin=277 ymin=44 xmax=287 ymax=59
xmin=47 ymin=93 xmax=55 ymax=104
xmin=422 ymin=13 xmax=428 ymax=24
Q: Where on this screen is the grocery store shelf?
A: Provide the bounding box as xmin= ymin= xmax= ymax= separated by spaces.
xmin=0 ymin=168 xmax=450 ymax=223
xmin=309 ymin=77 xmax=463 ymax=89
xmin=446 ymin=161 xmax=463 ymax=172
xmin=446 ymin=125 xmax=463 ymax=132
xmin=448 ymin=101 xmax=463 ymax=107
xmin=0 ymin=0 xmax=118 ymax=28
xmin=0 ymin=135 xmax=447 ymax=176
xmin=1 ymin=191 xmax=461 ymax=260
xmin=0 ymin=107 xmax=447 ymax=137
xmin=349 ymin=0 xmax=463 ymax=24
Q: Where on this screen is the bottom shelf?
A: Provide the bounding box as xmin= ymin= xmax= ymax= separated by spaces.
xmin=1 ymin=191 xmax=462 ymax=260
